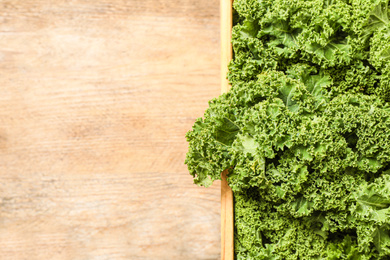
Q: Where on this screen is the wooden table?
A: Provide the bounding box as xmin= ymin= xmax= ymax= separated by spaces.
xmin=0 ymin=0 xmax=221 ymax=259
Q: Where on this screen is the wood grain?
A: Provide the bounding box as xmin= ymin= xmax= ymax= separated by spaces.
xmin=220 ymin=0 xmax=233 ymax=95
xmin=220 ymin=0 xmax=234 ymax=259
xmin=220 ymin=170 xmax=234 ymax=260
xmin=0 ymin=1 xmax=221 ymax=259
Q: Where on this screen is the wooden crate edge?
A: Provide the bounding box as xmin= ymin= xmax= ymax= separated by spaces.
xmin=220 ymin=0 xmax=234 ymax=259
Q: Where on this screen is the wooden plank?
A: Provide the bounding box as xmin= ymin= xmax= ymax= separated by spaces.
xmin=0 ymin=0 xmax=221 ymax=259
xmin=221 ymin=0 xmax=233 ymax=95
xmin=220 ymin=0 xmax=234 ymax=259
xmin=221 ymin=170 xmax=234 ymax=260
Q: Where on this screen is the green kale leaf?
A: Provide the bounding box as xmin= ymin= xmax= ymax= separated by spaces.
xmin=186 ymin=0 xmax=390 ymax=258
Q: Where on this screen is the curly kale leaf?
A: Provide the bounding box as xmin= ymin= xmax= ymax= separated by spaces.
xmin=228 ymin=0 xmax=390 ymax=100
xmin=361 ymin=0 xmax=390 ymax=40
xmin=186 ymin=0 xmax=390 ymax=258
xmin=186 ymin=71 xmax=390 ymax=258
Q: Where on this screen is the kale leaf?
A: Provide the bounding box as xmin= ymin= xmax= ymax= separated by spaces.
xmin=186 ymin=0 xmax=390 ymax=258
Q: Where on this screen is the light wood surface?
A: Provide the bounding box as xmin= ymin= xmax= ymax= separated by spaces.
xmin=220 ymin=0 xmax=234 ymax=259
xmin=0 ymin=1 xmax=221 ymax=259
xmin=220 ymin=170 xmax=234 ymax=260
xmin=220 ymin=0 xmax=233 ymax=95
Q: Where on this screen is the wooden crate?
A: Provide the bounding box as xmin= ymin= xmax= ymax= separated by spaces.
xmin=220 ymin=0 xmax=234 ymax=259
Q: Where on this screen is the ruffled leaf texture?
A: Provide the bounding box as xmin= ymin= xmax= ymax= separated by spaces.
xmin=185 ymin=0 xmax=390 ymax=258
xmin=229 ymin=0 xmax=390 ymax=100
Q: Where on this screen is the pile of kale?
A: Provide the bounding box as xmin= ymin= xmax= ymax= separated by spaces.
xmin=186 ymin=0 xmax=390 ymax=258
